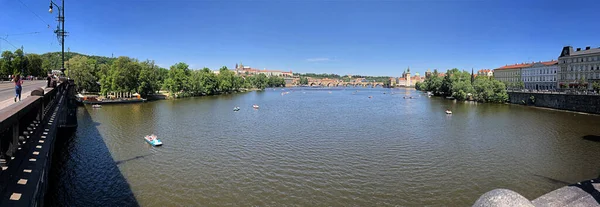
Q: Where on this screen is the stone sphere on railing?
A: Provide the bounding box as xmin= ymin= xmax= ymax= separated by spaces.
xmin=30 ymin=88 xmax=45 ymax=96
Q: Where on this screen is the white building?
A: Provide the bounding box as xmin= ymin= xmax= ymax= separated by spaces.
xmin=522 ymin=60 xmax=558 ymax=90
xmin=558 ymin=46 xmax=600 ymax=89
xmin=477 ymin=69 xmax=493 ymax=77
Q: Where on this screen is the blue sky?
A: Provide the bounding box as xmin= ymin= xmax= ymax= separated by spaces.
xmin=1 ymin=0 xmax=598 ymax=76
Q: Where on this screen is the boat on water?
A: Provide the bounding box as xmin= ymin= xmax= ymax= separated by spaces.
xmin=253 ymin=104 xmax=260 ymax=109
xmin=445 ymin=110 xmax=453 ymax=114
xmin=233 ymin=107 xmax=240 ymax=111
xmin=368 ymin=96 xmax=373 ymax=99
xmin=144 ymin=134 xmax=162 ymax=146
xmin=92 ymin=104 xmax=102 ymax=108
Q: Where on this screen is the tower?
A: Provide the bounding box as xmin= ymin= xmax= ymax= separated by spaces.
xmin=406 ymin=67 xmax=411 ymax=86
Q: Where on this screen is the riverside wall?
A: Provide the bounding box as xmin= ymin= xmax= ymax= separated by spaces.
xmin=508 ymin=92 xmax=600 ymax=114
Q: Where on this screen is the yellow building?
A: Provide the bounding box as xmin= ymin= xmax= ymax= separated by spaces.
xmin=493 ymin=63 xmax=531 ymax=84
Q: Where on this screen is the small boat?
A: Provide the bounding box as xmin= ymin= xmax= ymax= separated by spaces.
xmin=144 ymin=134 xmax=162 ymax=146
xmin=403 ymin=97 xmax=406 ymax=99
xmin=233 ymin=107 xmax=240 ymax=111
xmin=253 ymin=104 xmax=259 ymax=109
xmin=92 ymin=104 xmax=102 ymax=108
xmin=368 ymin=96 xmax=372 ymax=98
xmin=445 ymin=110 xmax=452 ymax=114
xmin=328 ymin=91 xmax=332 ymax=94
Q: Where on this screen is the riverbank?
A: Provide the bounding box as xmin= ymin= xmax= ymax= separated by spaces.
xmin=508 ymin=91 xmax=600 ymax=114
xmin=152 ymin=88 xmax=268 ymax=100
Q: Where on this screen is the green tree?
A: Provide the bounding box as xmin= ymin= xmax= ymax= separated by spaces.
xmin=65 ymin=55 xmax=98 ymax=92
xmin=578 ymin=78 xmax=587 ymax=91
xmin=299 ymin=77 xmax=308 ymax=85
xmin=200 ymin=68 xmax=219 ymax=95
xmin=138 ymin=60 xmax=160 ymax=96
xmin=164 ymin=62 xmax=190 ymax=93
xmin=217 ymin=66 xmax=234 ymax=92
xmin=1 ymin=50 xmax=15 ymax=77
xmin=98 ymin=63 xmax=112 ymax=95
xmin=26 ymin=54 xmax=44 ymax=77
xmin=253 ymin=73 xmax=269 ymax=89
xmin=267 ymin=76 xmax=285 ymax=87
xmin=108 ymin=56 xmax=141 ymax=93
xmin=451 ymin=80 xmax=474 ymax=100
xmin=592 ymin=82 xmax=600 ymax=93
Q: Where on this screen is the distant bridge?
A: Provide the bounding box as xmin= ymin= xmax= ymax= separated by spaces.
xmin=308 ymin=80 xmax=384 ymax=88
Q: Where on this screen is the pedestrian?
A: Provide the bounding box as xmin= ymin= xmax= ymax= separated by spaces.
xmin=13 ymin=74 xmax=23 ymax=102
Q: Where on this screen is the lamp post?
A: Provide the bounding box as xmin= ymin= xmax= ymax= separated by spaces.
xmin=49 ymin=0 xmax=66 ymax=76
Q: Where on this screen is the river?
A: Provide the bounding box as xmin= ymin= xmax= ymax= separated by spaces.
xmin=45 ymin=88 xmax=600 ymax=206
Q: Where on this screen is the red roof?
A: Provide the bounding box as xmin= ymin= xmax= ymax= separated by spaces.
xmin=496 ymin=63 xmax=533 ymax=70
xmin=541 ymin=60 xmax=558 ymax=66
xmin=478 ymin=69 xmax=492 ymax=73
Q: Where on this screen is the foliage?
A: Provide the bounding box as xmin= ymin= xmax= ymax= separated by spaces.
xmin=419 ymin=69 xmax=507 ymax=103
xmin=2 ymin=49 xmax=286 ymax=98
xmin=299 ymin=77 xmax=309 ymax=85
xmin=65 ymin=55 xmax=99 ymax=92
xmin=593 ymin=82 xmax=600 ymax=93
xmin=138 ymin=60 xmax=161 ymax=96
xmin=26 ymin=54 xmax=44 ymax=77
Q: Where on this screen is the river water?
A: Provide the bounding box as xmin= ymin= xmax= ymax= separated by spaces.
xmin=45 ymin=88 xmax=600 ymax=206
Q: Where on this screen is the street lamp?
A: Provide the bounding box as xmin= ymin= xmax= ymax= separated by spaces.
xmin=48 ymin=0 xmax=66 ymax=76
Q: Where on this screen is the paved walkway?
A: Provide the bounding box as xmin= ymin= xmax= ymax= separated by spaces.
xmin=0 ymin=81 xmax=48 ymax=110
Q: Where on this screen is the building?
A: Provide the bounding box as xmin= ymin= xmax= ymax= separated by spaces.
xmin=425 ymin=69 xmax=432 ymax=78
xmin=477 ymin=69 xmax=493 ymax=77
xmin=522 ymin=60 xmax=558 ymax=90
xmin=557 ymin=46 xmax=600 ymax=89
xmin=493 ymin=63 xmax=532 ymax=85
xmin=393 ymin=67 xmax=424 ymax=87
xmin=233 ymin=63 xmax=293 ymax=77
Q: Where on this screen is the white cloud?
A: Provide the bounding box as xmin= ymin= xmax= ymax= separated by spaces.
xmin=306 ymin=58 xmax=330 ymax=62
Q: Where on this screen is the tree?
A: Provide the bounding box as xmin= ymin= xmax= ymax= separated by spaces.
xmin=267 ymin=76 xmax=285 ymax=87
xmin=592 ymin=82 xmax=600 ymax=93
xmin=65 ymin=55 xmax=98 ymax=92
xmin=473 ymin=77 xmax=508 ymax=103
xmin=1 ymin=51 xmax=15 ymax=77
xmin=217 ymin=66 xmax=234 ymax=92
xmin=164 ymin=62 xmax=190 ymax=93
xmin=299 ymin=77 xmax=308 ymax=85
xmin=108 ymin=56 xmax=141 ymax=93
xmin=138 ymin=60 xmax=160 ymax=96
xmin=253 ymin=73 xmax=269 ymax=89
xmin=98 ymin=63 xmax=112 ymax=95
xmin=26 ymin=54 xmax=44 ymax=77
xmin=199 ymin=68 xmax=218 ymax=95
xmin=578 ymin=77 xmax=587 ymax=91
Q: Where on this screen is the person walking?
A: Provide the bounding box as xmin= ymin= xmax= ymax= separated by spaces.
xmin=13 ymin=74 xmax=23 ymax=102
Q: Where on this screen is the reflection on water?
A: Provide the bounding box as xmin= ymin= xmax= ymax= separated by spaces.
xmin=48 ymin=88 xmax=600 ymax=206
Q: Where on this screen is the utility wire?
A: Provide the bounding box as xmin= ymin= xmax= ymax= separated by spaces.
xmin=16 ymin=0 xmax=51 ymax=28
xmin=3 ymin=31 xmax=44 ymax=37
xmin=0 ymin=37 xmax=20 ymax=50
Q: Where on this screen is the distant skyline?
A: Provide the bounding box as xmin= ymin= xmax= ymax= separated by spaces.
xmin=1 ymin=0 xmax=599 ymax=77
